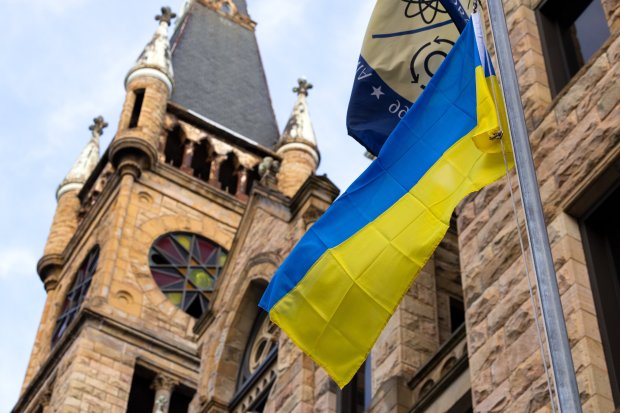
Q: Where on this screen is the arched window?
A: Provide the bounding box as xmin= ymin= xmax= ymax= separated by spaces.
xmin=51 ymin=246 xmax=100 ymax=344
xmin=148 ymin=233 xmax=227 ymax=318
xmin=231 ymin=310 xmax=278 ymax=413
xmin=164 ymin=125 xmax=185 ymax=168
xmin=218 ymin=152 xmax=239 ymax=195
xmin=191 ymin=138 xmax=212 ymax=182
xmin=244 ymin=165 xmax=261 ymax=196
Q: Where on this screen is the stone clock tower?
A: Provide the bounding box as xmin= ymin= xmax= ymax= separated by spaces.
xmin=15 ymin=1 xmax=337 ymax=412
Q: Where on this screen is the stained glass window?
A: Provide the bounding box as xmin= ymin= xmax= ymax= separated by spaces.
xmin=51 ymin=246 xmax=100 ymax=344
xmin=148 ymin=232 xmax=227 ymax=318
xmin=231 ymin=310 xmax=278 ymax=413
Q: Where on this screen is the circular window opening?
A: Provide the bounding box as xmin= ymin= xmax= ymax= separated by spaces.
xmin=149 ymin=232 xmax=227 ymax=318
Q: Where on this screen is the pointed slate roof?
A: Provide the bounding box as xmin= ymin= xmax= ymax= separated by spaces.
xmin=57 ymin=117 xmax=106 ymax=199
xmin=170 ymin=1 xmax=279 ymax=148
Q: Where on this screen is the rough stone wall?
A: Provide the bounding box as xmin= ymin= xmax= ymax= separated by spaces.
xmin=458 ymin=1 xmax=620 ymax=411
xmin=42 ymin=324 xmax=198 ymax=413
xmin=25 ymin=189 xmax=83 ymax=386
xmin=277 ymin=149 xmax=317 ymax=198
xmin=90 ymin=170 xmax=241 ymax=338
xmin=43 ymin=191 xmax=81 ymax=258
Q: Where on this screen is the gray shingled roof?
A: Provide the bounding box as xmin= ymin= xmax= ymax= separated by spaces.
xmin=170 ymin=2 xmax=279 ymax=148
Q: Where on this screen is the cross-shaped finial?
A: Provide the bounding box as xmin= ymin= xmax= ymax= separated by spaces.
xmin=89 ymin=116 xmax=108 ymax=137
xmin=155 ymin=6 xmax=177 ymax=25
xmin=293 ymin=78 xmax=313 ymax=96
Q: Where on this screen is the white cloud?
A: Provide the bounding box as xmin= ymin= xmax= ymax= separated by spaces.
xmin=0 ymin=247 xmax=38 ymax=280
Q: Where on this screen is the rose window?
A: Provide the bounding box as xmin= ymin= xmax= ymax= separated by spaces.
xmin=148 ymin=232 xmax=227 ymax=318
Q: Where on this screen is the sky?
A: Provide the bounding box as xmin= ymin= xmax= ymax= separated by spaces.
xmin=0 ymin=0 xmax=375 ymax=409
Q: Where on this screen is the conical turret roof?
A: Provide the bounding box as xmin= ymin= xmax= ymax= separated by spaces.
xmin=57 ymin=117 xmax=107 ymax=199
xmin=279 ymin=78 xmax=317 ymax=148
xmin=126 ymin=7 xmax=176 ymax=93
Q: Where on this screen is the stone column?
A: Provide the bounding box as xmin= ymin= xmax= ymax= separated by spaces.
xmin=181 ymin=140 xmax=195 ymax=174
xmin=236 ymin=168 xmax=248 ymax=200
xmin=151 ymin=374 xmax=178 ymax=413
xmin=208 ymin=155 xmax=225 ymax=188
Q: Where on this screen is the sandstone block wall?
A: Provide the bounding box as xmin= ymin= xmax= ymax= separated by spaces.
xmin=458 ymin=1 xmax=619 ymax=410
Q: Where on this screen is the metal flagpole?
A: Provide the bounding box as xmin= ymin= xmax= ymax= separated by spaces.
xmin=485 ymin=1 xmax=583 ymax=412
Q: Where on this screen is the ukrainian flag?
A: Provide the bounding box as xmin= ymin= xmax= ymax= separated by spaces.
xmin=260 ymin=13 xmax=512 ymax=387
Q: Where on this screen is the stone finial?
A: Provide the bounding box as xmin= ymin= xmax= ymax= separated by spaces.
xmin=89 ymin=116 xmax=108 ymax=138
xmin=155 ymin=6 xmax=177 ymax=25
xmin=293 ymin=78 xmax=313 ymax=96
xmin=125 ymin=6 xmax=176 ymax=93
xmin=56 ymin=117 xmax=104 ymax=200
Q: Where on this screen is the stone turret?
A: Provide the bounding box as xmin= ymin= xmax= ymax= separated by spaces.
xmin=276 ymin=78 xmax=320 ymax=197
xmin=110 ymin=6 xmax=176 ymax=171
xmin=39 ymin=116 xmax=106 ymax=289
xmin=56 ymin=117 xmax=105 ymax=199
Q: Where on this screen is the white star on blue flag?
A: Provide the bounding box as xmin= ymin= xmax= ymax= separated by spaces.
xmin=371 ymin=86 xmax=385 ymax=100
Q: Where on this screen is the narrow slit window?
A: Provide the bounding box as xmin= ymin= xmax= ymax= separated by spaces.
xmin=129 ymin=89 xmax=145 ymax=128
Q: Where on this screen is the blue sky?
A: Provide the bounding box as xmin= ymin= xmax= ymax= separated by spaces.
xmin=0 ymin=0 xmax=374 ymax=409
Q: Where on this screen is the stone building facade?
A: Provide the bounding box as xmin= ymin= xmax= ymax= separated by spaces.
xmin=13 ymin=0 xmax=619 ymax=412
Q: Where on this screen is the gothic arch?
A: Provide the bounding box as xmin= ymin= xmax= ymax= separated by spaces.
xmin=191 ymin=137 xmax=213 ymax=182
xmin=205 ymin=256 xmax=279 ymax=405
xmin=47 ymin=240 xmax=102 ymax=347
xmin=218 ymin=152 xmax=240 ymax=195
xmin=164 ymin=124 xmax=187 ymax=168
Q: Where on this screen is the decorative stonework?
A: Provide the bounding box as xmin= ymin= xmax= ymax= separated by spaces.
xmin=408 ymin=326 xmax=468 ymax=409
xmin=258 ymin=156 xmax=280 ymax=188
xmin=199 ymin=0 xmax=256 ymax=31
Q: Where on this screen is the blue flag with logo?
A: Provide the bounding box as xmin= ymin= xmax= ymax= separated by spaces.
xmin=347 ymin=0 xmax=473 ymax=156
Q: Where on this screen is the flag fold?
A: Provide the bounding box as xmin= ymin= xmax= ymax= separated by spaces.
xmin=260 ymin=13 xmax=513 ymax=388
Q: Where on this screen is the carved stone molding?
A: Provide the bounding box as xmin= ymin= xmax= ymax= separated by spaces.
xmin=258 ymin=156 xmax=280 ymax=189
xmin=199 ymin=0 xmax=256 ymax=31
xmin=408 ymin=325 xmax=469 ymax=412
xmin=302 ymin=205 xmax=324 ymax=230
xmin=152 ymin=374 xmax=179 ymax=393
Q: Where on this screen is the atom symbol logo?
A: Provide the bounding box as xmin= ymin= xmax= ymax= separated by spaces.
xmin=401 ymin=0 xmax=447 ymax=24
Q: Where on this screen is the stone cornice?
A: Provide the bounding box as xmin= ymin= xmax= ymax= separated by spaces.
xmin=289 ymin=174 xmax=340 ymax=219
xmin=12 ymin=309 xmax=200 ymax=413
xmin=167 ymin=102 xmax=279 ymax=160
